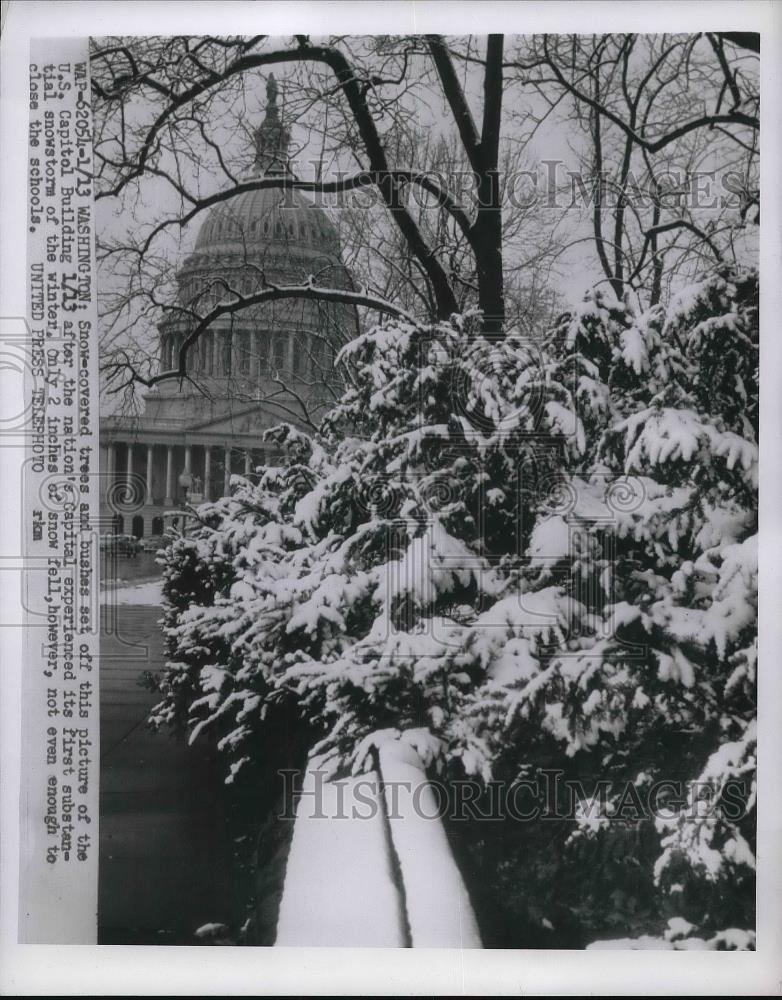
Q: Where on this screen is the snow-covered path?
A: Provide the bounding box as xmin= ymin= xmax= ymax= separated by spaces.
xmin=100 ymin=578 xmax=164 ymax=605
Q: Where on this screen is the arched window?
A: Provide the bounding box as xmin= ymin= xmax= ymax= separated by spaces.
xmin=272 ymin=332 xmax=286 ymax=371
xmin=131 ymin=515 xmax=144 ymax=539
xmin=293 ymin=335 xmax=307 ymax=377
xmin=151 ymin=516 xmax=164 ymax=536
xmin=239 ymin=331 xmax=250 ymax=374
xmin=204 ymin=332 xmax=213 ymax=374
xmin=213 ymin=332 xmax=222 ymax=374
xmin=256 ymin=332 xmax=269 ymax=373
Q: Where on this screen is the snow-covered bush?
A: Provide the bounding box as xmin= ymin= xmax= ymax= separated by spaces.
xmin=152 ymin=265 xmax=757 ymax=947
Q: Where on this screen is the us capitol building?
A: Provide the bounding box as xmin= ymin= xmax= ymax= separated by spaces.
xmin=99 ymin=76 xmax=359 ymax=538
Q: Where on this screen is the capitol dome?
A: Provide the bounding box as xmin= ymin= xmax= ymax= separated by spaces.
xmin=154 ymin=74 xmax=359 ymax=421
xmin=101 ymin=76 xmax=360 ymax=539
xmin=192 ymin=186 xmax=342 ymax=256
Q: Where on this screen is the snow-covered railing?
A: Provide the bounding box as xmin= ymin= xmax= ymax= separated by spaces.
xmin=274 ymin=742 xmax=482 ymax=948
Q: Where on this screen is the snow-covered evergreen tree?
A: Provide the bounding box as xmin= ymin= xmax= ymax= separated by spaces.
xmin=151 ymin=264 xmax=757 ymax=948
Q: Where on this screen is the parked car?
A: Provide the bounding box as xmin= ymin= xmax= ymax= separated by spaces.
xmin=100 ymin=533 xmax=141 ymax=557
xmin=142 ymin=534 xmax=166 ymax=553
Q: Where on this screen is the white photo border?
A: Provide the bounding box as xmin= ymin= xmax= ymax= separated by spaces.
xmin=1 ymin=1 xmax=779 ymax=994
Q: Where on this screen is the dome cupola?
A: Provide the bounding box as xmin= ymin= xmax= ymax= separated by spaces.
xmin=252 ymin=73 xmax=291 ymax=176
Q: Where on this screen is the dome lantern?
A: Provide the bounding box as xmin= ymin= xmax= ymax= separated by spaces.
xmin=253 ymin=73 xmax=291 ymax=176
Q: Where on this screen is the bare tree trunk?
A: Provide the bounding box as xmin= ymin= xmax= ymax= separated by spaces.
xmin=473 ymin=34 xmax=505 ymax=334
xmin=428 ymin=34 xmax=506 ymax=335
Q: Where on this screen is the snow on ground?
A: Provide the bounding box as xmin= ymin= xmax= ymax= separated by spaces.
xmin=100 ymin=579 xmax=164 ymax=605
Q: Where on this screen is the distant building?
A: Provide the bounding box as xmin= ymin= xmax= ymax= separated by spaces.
xmin=99 ymin=76 xmax=359 ymax=538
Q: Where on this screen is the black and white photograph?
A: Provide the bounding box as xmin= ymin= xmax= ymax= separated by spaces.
xmin=1 ymin=2 xmax=780 ymax=995
xmin=94 ymin=26 xmax=761 ymax=949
